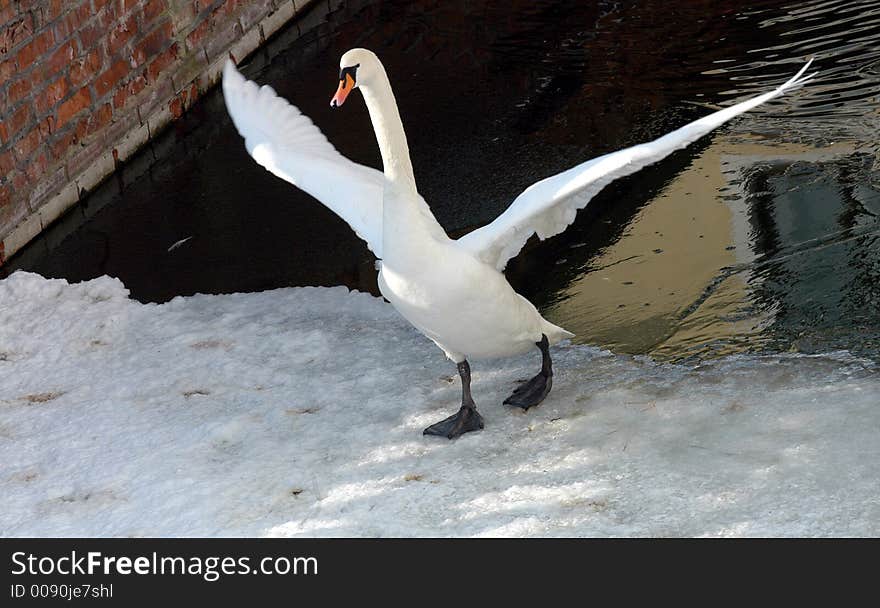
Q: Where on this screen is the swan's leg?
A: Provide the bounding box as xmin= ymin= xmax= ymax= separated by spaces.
xmin=423 ymin=360 xmax=484 ymax=439
xmin=504 ymin=334 xmax=553 ymax=410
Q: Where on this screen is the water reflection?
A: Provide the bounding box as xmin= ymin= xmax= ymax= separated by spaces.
xmin=5 ymin=0 xmax=880 ymax=361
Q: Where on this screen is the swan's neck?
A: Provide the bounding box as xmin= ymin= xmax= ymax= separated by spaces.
xmin=360 ymin=68 xmax=416 ymax=192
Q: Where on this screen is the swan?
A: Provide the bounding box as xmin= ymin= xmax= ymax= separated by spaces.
xmin=222 ymin=50 xmax=815 ymax=439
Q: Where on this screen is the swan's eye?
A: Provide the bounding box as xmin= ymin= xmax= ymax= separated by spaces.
xmin=339 ymin=64 xmax=360 ymax=84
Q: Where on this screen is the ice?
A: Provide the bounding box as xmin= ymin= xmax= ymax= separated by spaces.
xmin=1 ymin=271 xmax=878 ymax=537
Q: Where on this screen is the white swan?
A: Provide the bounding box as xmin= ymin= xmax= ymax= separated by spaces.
xmin=222 ymin=50 xmax=815 ymax=438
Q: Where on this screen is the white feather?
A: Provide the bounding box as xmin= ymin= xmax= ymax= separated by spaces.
xmin=456 ymin=59 xmax=817 ymax=271
xmin=221 ymin=60 xmax=385 ymax=257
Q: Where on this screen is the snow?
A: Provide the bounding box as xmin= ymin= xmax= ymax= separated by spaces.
xmin=1 ymin=271 xmax=878 ymax=537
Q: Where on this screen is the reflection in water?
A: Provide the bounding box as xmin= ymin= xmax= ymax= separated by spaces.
xmin=4 ymin=0 xmax=880 ymax=361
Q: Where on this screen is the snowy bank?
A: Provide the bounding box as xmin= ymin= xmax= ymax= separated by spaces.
xmin=1 ymin=271 xmax=878 ymax=537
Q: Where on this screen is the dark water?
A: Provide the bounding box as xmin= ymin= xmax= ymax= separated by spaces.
xmin=5 ymin=0 xmax=880 ymax=362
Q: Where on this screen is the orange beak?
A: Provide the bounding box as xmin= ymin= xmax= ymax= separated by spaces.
xmin=330 ymin=73 xmax=355 ymax=108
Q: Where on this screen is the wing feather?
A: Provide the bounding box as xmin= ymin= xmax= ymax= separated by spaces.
xmin=222 ymin=60 xmax=384 ymax=256
xmin=457 ymin=59 xmax=817 ymax=271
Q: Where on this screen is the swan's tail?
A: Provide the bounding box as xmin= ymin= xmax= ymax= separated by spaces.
xmin=542 ymin=318 xmax=575 ymax=345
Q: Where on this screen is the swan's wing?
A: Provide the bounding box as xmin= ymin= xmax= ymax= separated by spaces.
xmin=457 ymin=59 xmax=816 ymax=271
xmin=222 ymin=60 xmax=384 ymax=257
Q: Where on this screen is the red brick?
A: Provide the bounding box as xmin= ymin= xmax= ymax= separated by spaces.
xmin=45 ymin=0 xmax=68 ymax=21
xmin=113 ymin=71 xmax=147 ymax=108
xmin=131 ymin=19 xmax=172 ymax=67
xmin=35 ymin=76 xmax=70 ymax=116
xmin=7 ymin=76 xmax=33 ymax=106
xmin=78 ymin=6 xmax=117 ymax=50
xmin=94 ymin=59 xmax=127 ymax=98
xmin=12 ymin=126 xmax=41 ymax=162
xmin=41 ymin=39 xmax=78 ymax=79
xmin=169 ymin=92 xmax=184 ymax=118
xmin=107 ymin=13 xmax=137 ymax=55
xmin=0 ymin=4 xmax=15 ymax=28
xmin=146 ymin=41 xmax=177 ymax=82
xmin=144 ymin=0 xmax=166 ymax=23
xmin=55 ymin=2 xmax=93 ymax=42
xmin=12 ymin=169 xmax=28 ymax=189
xmin=70 ymin=46 xmax=104 ymax=87
xmin=0 ymin=186 xmax=9 ymax=214
xmin=0 ymin=149 xmax=14 ymax=175
xmin=56 ymin=87 xmax=91 ymax=128
xmin=0 ymin=58 xmax=15 ymax=86
xmin=6 ymin=103 xmax=33 ymax=138
xmin=15 ymin=28 xmax=54 ymax=70
xmin=49 ymin=128 xmax=77 ymax=160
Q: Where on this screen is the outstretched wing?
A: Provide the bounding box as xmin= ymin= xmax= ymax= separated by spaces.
xmin=456 ymin=59 xmax=816 ymax=271
xmin=222 ymin=60 xmax=385 ymax=256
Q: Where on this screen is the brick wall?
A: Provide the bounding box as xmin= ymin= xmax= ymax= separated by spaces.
xmin=0 ymin=0 xmax=311 ymax=264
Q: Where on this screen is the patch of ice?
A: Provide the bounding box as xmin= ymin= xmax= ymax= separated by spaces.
xmin=1 ymin=271 xmax=878 ymax=537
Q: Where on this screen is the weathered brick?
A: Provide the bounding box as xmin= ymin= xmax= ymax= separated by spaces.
xmin=1 ymin=0 xmax=301 ymax=261
xmin=196 ymin=0 xmax=220 ymax=12
xmin=0 ymin=149 xmax=14 ymax=175
xmin=35 ymin=76 xmax=70 ymax=116
xmin=146 ymin=41 xmax=178 ymax=82
xmin=6 ymin=103 xmax=33 ymax=139
xmin=7 ymin=76 xmax=33 ymax=106
xmin=15 ymin=28 xmax=54 ymax=70
xmin=131 ymin=19 xmax=173 ymax=67
xmin=107 ymin=13 xmax=137 ymax=55
xmin=0 ymin=185 xmax=10 ymax=212
xmin=54 ymin=2 xmax=93 ymax=42
xmin=0 ymin=58 xmax=15 ymax=86
xmin=203 ymin=18 xmax=241 ymax=62
xmin=169 ymin=91 xmax=184 ymax=118
xmin=94 ymin=58 xmax=128 ymax=98
xmin=185 ymin=16 xmax=211 ymax=51
xmin=144 ymin=0 xmax=166 ymax=23
xmin=24 ymin=149 xmax=49 ymax=184
xmin=45 ymin=0 xmax=69 ymax=21
xmin=41 ymin=39 xmax=77 ymax=79
xmin=70 ymin=46 xmax=104 ymax=87
xmin=78 ymin=6 xmax=117 ymax=50
xmin=1 ymin=17 xmax=33 ymax=55
xmin=86 ymin=102 xmax=112 ymax=136
xmin=49 ymin=128 xmax=77 ymax=160
xmin=12 ymin=170 xmax=28 ymax=189
xmin=113 ymin=72 xmax=147 ymax=108
xmin=12 ymin=126 xmax=42 ymax=162
xmin=56 ymin=87 xmax=91 ymax=128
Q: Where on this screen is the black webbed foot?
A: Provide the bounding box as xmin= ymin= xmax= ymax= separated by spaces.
xmin=504 ymin=334 xmax=554 ymax=410
xmin=423 ymin=404 xmax=484 ymax=439
xmin=503 ymin=373 xmax=552 ymax=410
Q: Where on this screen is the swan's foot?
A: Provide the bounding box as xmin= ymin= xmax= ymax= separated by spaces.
xmin=423 ymin=404 xmax=484 ymax=439
xmin=424 ymin=359 xmax=483 ymax=439
xmin=504 ymin=334 xmax=553 ymax=410
xmin=504 ymin=373 xmax=552 ymax=409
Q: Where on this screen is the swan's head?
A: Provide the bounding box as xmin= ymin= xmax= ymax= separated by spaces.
xmin=330 ymin=48 xmax=380 ymax=108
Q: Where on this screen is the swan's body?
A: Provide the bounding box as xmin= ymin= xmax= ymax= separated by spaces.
xmin=378 ymin=181 xmax=571 ymax=361
xmin=222 ymin=50 xmax=815 ymax=438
